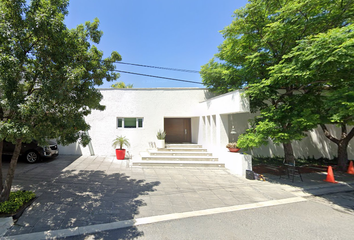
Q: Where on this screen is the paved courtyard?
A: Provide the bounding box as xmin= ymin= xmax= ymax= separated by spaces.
xmin=2 ymin=155 xmax=296 ymax=236
xmin=1 ymin=155 xmax=354 ymax=239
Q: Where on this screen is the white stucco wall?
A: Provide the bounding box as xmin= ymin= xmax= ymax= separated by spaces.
xmin=227 ymin=112 xmax=354 ymax=160
xmin=59 ymin=88 xmax=354 ymax=161
xmin=197 ymin=90 xmax=250 ymax=115
xmin=197 ymin=90 xmax=250 ymax=151
xmin=59 ymin=88 xmax=210 ymax=157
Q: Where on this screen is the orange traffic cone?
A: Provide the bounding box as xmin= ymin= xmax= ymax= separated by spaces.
xmin=347 ymin=161 xmax=354 ymax=175
xmin=324 ymin=166 xmax=337 ymax=183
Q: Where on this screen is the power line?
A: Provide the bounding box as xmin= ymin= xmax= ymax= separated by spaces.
xmin=113 ymin=61 xmax=200 ymax=73
xmin=113 ymin=70 xmax=203 ymax=85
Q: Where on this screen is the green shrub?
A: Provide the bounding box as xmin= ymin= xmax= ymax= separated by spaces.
xmin=0 ymin=190 xmax=36 ymax=214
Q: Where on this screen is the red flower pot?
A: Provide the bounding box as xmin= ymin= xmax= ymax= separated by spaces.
xmin=228 ymin=148 xmax=241 ymax=152
xmin=115 ymin=149 xmax=126 ymax=160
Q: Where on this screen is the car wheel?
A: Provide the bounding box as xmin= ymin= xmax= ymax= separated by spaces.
xmin=25 ymin=151 xmax=39 ymax=163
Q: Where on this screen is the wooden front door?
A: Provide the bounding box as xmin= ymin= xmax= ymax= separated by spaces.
xmin=164 ymin=118 xmax=191 ymax=143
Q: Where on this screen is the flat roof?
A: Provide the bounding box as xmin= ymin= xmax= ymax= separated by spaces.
xmin=98 ymin=87 xmax=207 ymax=91
xmin=199 ymin=89 xmax=244 ymax=103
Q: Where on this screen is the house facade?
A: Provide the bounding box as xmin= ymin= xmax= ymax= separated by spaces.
xmin=59 ymin=88 xmax=248 ymax=156
xmin=59 ymin=88 xmax=354 ymax=163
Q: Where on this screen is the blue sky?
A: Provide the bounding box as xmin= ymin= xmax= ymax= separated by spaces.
xmin=64 ymin=0 xmax=249 ymax=88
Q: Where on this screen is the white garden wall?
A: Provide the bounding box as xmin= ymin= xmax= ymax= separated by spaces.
xmin=226 ymin=113 xmax=354 ymax=160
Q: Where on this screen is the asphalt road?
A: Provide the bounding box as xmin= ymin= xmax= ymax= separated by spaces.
xmin=57 ymin=192 xmax=354 ymax=240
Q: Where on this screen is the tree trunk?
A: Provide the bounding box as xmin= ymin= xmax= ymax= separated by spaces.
xmin=320 ymin=124 xmax=354 ymax=171
xmin=283 ymin=142 xmax=295 ymax=165
xmin=0 ymin=140 xmax=3 ymax=192
xmin=0 ymin=138 xmax=22 ymax=202
xmin=337 ymin=140 xmax=349 ymax=171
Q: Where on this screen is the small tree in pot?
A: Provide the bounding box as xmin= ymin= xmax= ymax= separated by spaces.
xmin=156 ymin=130 xmax=166 ymax=149
xmin=112 ymin=136 xmax=130 ymax=160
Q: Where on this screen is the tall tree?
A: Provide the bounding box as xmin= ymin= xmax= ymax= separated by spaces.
xmin=0 ymin=0 xmax=122 ymax=201
xmin=201 ymin=0 xmax=354 ymax=164
xmin=268 ymin=25 xmax=354 ymax=170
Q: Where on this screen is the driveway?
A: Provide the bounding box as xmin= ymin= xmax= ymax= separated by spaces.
xmin=2 ymin=155 xmax=353 ymax=239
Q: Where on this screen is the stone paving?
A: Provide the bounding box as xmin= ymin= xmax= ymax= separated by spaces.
xmin=1 ymin=155 xmax=354 ymax=238
xmin=2 ymin=155 xmax=297 ymax=237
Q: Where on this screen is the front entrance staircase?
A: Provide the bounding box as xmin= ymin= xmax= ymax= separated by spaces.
xmin=132 ymin=144 xmax=225 ymax=167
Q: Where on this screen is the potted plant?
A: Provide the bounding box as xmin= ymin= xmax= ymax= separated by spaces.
xmin=156 ymin=130 xmax=166 ymax=149
xmin=112 ymin=135 xmax=130 ymax=160
xmin=226 ymin=142 xmax=240 ymax=152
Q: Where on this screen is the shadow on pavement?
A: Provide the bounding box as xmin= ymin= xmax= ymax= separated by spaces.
xmin=55 ymin=227 xmax=150 ymax=240
xmin=3 ymin=156 xmax=160 ymax=239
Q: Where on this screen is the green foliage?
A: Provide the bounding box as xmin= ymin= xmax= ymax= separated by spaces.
xmin=0 ymin=0 xmax=122 ymax=145
xmin=156 ymin=130 xmax=166 ymax=140
xmin=270 ymin=24 xmax=354 ymax=126
xmin=0 ymin=191 xmax=35 ymax=214
xmin=200 ymin=59 xmax=241 ymax=94
xmin=267 ymin=20 xmax=354 ymax=169
xmin=201 ymin=0 xmax=354 ymax=158
xmin=112 ymin=136 xmax=130 ymax=150
xmin=237 ymin=130 xmax=268 ymax=150
xmin=0 ymin=0 xmax=122 ymax=201
xmin=111 ymin=82 xmax=133 ymax=89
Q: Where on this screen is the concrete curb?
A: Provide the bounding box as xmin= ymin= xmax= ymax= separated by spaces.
xmin=281 ymin=181 xmax=354 ymax=197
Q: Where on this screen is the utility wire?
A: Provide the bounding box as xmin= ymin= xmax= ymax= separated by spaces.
xmin=112 ymin=61 xmax=200 ymax=73
xmin=113 ymin=70 xmax=203 ymax=85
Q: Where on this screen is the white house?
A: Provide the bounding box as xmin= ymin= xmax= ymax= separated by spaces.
xmin=59 ymin=88 xmax=354 ymax=176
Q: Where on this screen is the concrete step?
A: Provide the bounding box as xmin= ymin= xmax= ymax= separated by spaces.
xmin=141 ymin=156 xmax=218 ymax=161
xmin=156 ymin=148 xmax=208 ymax=152
xmin=165 ymin=144 xmax=202 ymax=149
xmin=138 ymin=144 xmax=223 ymax=168
xmin=148 ymin=150 xmax=212 ymax=157
xmin=132 ymin=160 xmax=225 ymax=167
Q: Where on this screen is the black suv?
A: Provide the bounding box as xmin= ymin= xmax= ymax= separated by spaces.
xmin=2 ymin=140 xmax=59 ymax=163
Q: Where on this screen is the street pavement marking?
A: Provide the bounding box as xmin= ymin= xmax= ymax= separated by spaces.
xmin=2 ymin=197 xmax=306 ymax=240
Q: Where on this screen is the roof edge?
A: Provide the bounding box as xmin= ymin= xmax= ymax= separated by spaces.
xmin=98 ymin=87 xmax=208 ymax=91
